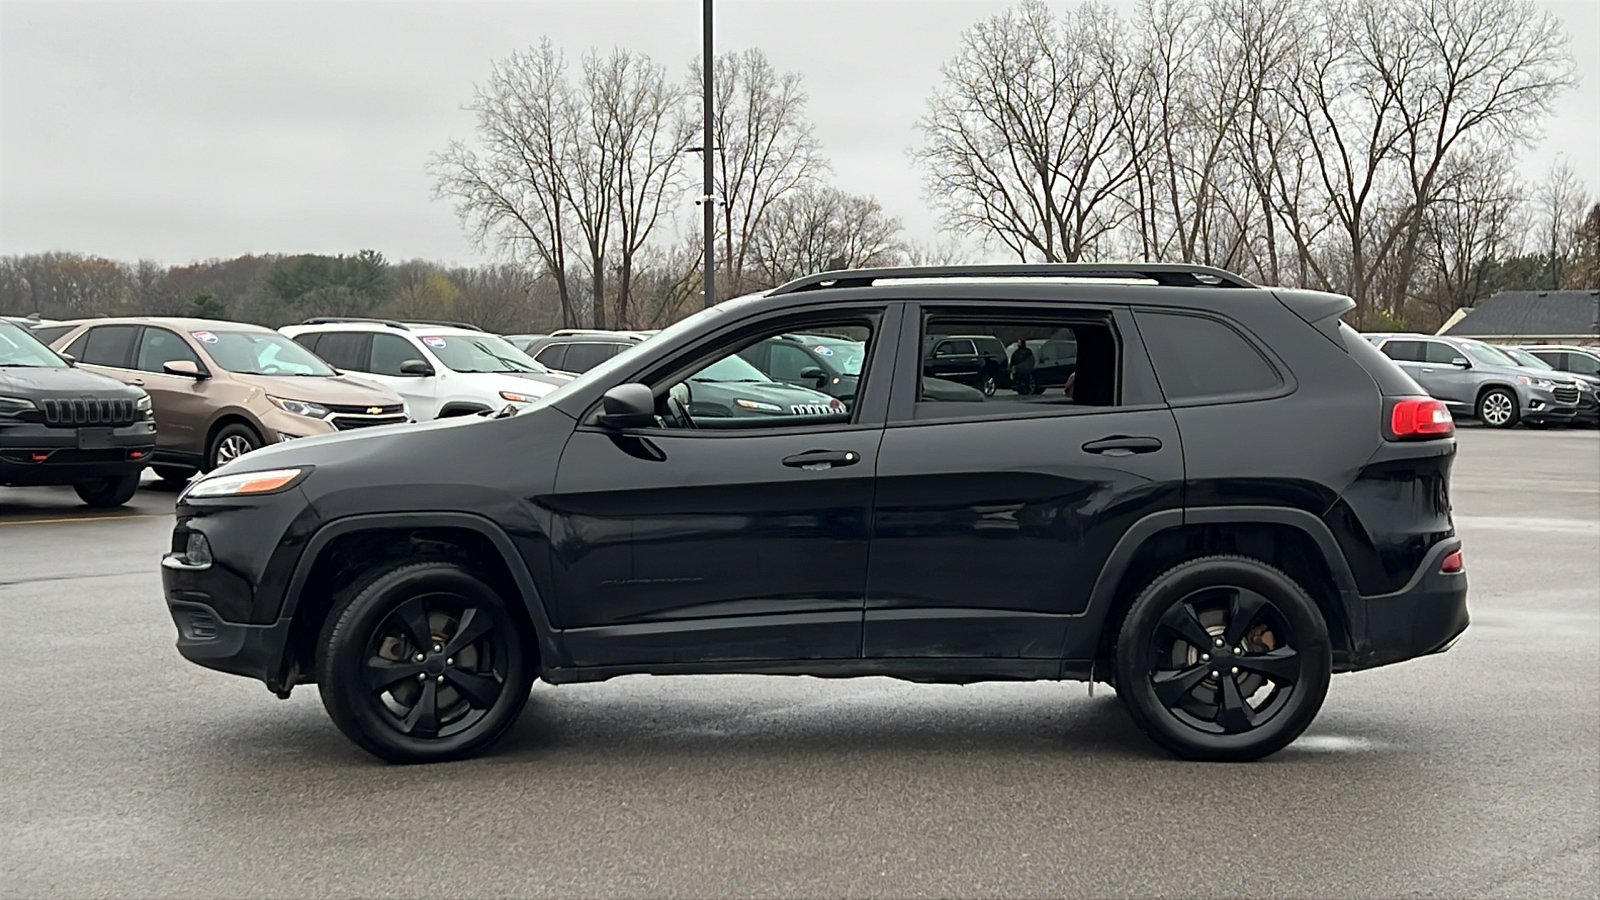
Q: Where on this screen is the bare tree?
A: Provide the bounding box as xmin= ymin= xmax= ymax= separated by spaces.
xmin=431 ymin=40 xmax=578 ymax=327
xmin=747 ymin=186 xmax=904 ymax=288
xmin=697 ymin=48 xmax=826 ymax=294
xmin=916 ymin=0 xmax=1143 ymax=263
xmin=1531 ymin=159 xmax=1591 ymax=289
xmin=1417 ymin=146 xmax=1524 ymax=321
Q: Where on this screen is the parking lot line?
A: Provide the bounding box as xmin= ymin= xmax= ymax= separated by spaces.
xmin=0 ymin=513 xmax=167 ymax=527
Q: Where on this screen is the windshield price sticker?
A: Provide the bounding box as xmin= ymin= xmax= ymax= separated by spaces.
xmin=813 ymin=345 xmax=834 ymax=356
xmin=423 ymin=337 xmax=448 ymax=348
xmin=192 ymin=331 xmax=218 ymax=343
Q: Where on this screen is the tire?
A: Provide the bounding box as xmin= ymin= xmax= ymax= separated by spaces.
xmin=1113 ymin=555 xmax=1332 ymax=762
xmin=980 ymin=375 xmax=997 ymax=397
xmin=1476 ymin=387 xmax=1519 ymax=428
xmin=207 ymin=423 xmax=260 ymax=471
xmin=316 ymin=560 xmax=534 ymax=764
xmin=73 ymin=472 xmax=141 ymax=508
xmin=153 ymin=465 xmax=193 ymax=485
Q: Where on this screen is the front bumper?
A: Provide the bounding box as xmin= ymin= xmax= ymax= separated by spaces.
xmin=0 ymin=420 xmax=155 ymax=485
xmin=1344 ymin=538 xmax=1469 ymax=671
xmin=1523 ymin=385 xmax=1579 ymax=421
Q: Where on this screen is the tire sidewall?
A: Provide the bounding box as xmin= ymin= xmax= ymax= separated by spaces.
xmin=74 ymin=471 xmax=140 ymax=507
xmin=1477 ymin=388 xmax=1519 ymax=428
xmin=208 ymin=423 xmax=260 ymax=471
xmin=1115 ymin=557 xmax=1332 ymax=761
xmin=317 ymin=562 xmax=533 ymax=764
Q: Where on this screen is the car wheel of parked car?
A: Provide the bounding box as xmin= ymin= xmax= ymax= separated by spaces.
xmin=208 ymin=424 xmax=260 ymax=470
xmin=1476 ymin=388 xmax=1519 ymax=428
xmin=72 ymin=472 xmax=141 ymax=508
xmin=316 ymin=560 xmax=534 ymax=764
xmin=1114 ymin=555 xmax=1331 ymax=762
xmin=980 ymin=375 xmax=997 ymax=396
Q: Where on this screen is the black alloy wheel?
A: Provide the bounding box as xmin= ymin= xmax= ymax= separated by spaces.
xmin=318 ymin=561 xmax=534 ymax=763
xmin=981 ymin=374 xmax=997 ymax=396
xmin=73 ymin=472 xmax=141 ymax=507
xmin=1115 ymin=556 xmax=1331 ymax=761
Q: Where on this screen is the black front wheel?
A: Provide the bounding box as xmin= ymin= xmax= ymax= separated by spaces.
xmin=1114 ymin=556 xmax=1331 ymax=761
xmin=317 ymin=561 xmax=534 ymax=763
xmin=73 ymin=472 xmax=141 ymax=507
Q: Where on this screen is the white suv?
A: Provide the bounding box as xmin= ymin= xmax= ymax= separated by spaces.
xmin=280 ymin=319 xmax=570 ymax=420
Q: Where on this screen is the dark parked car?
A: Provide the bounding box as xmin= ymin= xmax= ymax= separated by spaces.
xmin=1519 ymin=345 xmax=1600 ymax=426
xmin=738 ymin=332 xmax=867 ymax=402
xmin=1499 ymin=346 xmax=1599 ymax=425
xmin=519 ymin=332 xmax=647 ymax=375
xmin=1 ymin=319 xmax=156 ymax=506
xmin=922 ymin=334 xmax=1010 ymax=395
xmin=163 ymin=263 xmax=1468 ymax=764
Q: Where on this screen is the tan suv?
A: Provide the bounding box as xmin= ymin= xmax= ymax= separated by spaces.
xmin=48 ymin=318 xmax=409 ymax=482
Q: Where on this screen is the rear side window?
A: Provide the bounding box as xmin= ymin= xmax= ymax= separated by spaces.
xmin=532 ymin=343 xmax=567 ymax=370
xmin=913 ymin=311 xmax=1118 ymax=419
xmin=78 ymin=325 xmax=140 ymax=368
xmin=562 ymin=342 xmax=622 ymax=373
xmin=1379 ymin=340 xmax=1424 ymax=362
xmin=312 ymin=332 xmax=371 ymax=371
xmin=290 ymin=332 xmax=321 ymax=354
xmin=1136 ymin=311 xmax=1281 ymax=403
xmin=1566 ymin=353 xmax=1600 ymax=376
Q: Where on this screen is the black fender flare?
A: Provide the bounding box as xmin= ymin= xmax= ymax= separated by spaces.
xmin=1062 ymin=506 xmax=1363 ymax=663
xmin=280 ymin=511 xmax=565 ymax=669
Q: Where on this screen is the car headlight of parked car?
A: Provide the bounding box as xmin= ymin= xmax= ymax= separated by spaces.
xmin=499 ymin=390 xmax=541 ymax=403
xmin=0 ymin=395 xmax=37 ymax=417
xmin=1516 ymin=376 xmax=1556 ymax=388
xmin=136 ymin=395 xmax=154 ymax=420
xmin=735 ymin=398 xmax=784 ymax=412
xmin=266 ymin=396 xmax=330 ymax=418
xmin=182 ymin=467 xmax=309 ymax=500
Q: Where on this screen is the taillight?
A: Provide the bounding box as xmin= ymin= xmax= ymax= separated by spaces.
xmin=1440 ymin=549 xmax=1463 ymax=574
xmin=1389 ymin=397 xmax=1454 ymax=439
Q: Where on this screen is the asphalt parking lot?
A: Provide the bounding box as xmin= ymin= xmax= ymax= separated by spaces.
xmin=1 ymin=427 xmax=1596 ymax=899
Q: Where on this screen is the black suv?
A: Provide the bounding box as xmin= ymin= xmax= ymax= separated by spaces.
xmin=162 ymin=264 xmax=1468 ymax=764
xmin=1 ymin=319 xmax=157 ymax=506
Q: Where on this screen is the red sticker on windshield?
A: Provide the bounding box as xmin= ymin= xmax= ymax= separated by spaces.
xmin=422 ymin=337 xmax=447 ymax=348
xmin=192 ymin=331 xmax=218 ymax=343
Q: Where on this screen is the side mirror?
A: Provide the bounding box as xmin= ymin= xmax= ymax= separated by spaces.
xmin=163 ymin=360 xmax=206 ymax=379
xmin=400 ymin=359 xmax=435 ymax=377
xmin=595 ymin=384 xmax=656 ymax=429
xmin=799 ymin=366 xmax=826 ymax=384
xmin=1451 ymin=357 xmax=1471 ymax=368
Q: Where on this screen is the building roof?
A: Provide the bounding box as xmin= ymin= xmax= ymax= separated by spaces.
xmin=1442 ymin=290 xmax=1600 ymax=338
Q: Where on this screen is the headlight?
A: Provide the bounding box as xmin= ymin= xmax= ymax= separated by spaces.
xmin=183 ymin=467 xmax=308 ymax=500
xmin=267 ymin=396 xmax=330 ymax=418
xmin=735 ymin=398 xmax=783 ymax=412
xmin=135 ymin=395 xmax=154 ymax=419
xmin=0 ymin=395 xmax=37 ymax=417
xmin=499 ymin=390 xmax=541 ymax=403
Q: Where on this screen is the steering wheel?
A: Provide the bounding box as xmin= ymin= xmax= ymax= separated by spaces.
xmin=261 ymin=365 xmax=283 ymax=374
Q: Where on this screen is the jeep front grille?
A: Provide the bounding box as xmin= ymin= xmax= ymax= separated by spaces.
xmin=41 ymin=398 xmax=137 ymax=427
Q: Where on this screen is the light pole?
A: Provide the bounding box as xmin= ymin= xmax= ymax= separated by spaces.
xmin=701 ymin=0 xmax=717 ymax=308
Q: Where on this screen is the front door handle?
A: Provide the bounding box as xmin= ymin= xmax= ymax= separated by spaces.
xmin=1082 ymin=435 xmax=1163 ymax=455
xmin=782 ymin=450 xmax=861 ymax=469
xmin=129 ymin=378 xmax=145 ymax=386
xmin=1420 ymin=367 xmax=1435 ymax=374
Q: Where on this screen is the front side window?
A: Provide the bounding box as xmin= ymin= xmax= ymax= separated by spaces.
xmin=1136 ymin=311 xmax=1281 ymax=403
xmin=917 ymin=313 xmax=1113 ymax=417
xmin=646 ymin=320 xmax=872 ymax=430
xmin=134 ymin=327 xmax=201 ymax=373
xmin=1423 ymin=342 xmax=1467 ymax=365
xmin=201 ymin=331 xmax=335 ymax=376
xmin=0 ymin=321 xmax=67 ymax=368
xmin=418 ymin=334 xmax=549 ymax=374
xmin=370 ymin=333 xmax=425 ymax=376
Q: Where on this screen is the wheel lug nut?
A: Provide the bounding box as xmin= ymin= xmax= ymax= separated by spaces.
xmin=1211 ymin=670 xmax=1220 ymax=677
xmin=416 ymin=673 xmax=425 ymax=681
xmin=1231 ymin=666 xmax=1239 ymax=675
xmin=413 ymin=653 xmax=424 ymax=662
xmin=433 ymin=644 xmax=443 ymax=653
xmin=1214 ymin=639 xmax=1223 ymax=647
xmin=446 ymin=658 xmax=454 ymax=665
xmin=436 ymin=675 xmax=445 ymax=683
xmin=1201 ymin=654 xmax=1210 ymax=661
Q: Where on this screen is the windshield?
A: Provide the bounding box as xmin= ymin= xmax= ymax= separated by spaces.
xmin=200 ymin=330 xmax=335 ymax=376
xmin=420 ymin=334 xmax=551 ymax=374
xmin=691 ymin=354 xmax=770 ymax=383
xmin=1502 ymin=347 xmax=1553 ymax=370
xmin=1459 ymin=340 xmax=1517 ymax=367
xmin=807 ymin=338 xmax=866 ymax=376
xmin=0 ymin=321 xmax=68 ymax=368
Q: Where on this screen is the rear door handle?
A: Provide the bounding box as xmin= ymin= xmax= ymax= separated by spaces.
xmin=782 ymin=450 xmax=861 ymax=469
xmin=1082 ymin=436 xmax=1163 ymax=456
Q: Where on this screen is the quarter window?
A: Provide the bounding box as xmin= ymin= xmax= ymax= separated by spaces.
xmin=1136 ymin=311 xmax=1281 ymax=402
xmin=1380 ymin=340 xmax=1424 ymax=363
xmin=532 ymin=344 xmax=567 ymax=370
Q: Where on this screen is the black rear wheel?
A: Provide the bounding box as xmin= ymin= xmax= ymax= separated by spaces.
xmin=317 ymin=561 xmax=534 ymax=763
xmin=73 ymin=472 xmax=141 ymax=507
xmin=1115 ymin=555 xmax=1331 ymax=761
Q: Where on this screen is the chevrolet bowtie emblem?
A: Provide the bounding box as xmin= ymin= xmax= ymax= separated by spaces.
xmin=367 ymin=407 xmax=382 ymax=415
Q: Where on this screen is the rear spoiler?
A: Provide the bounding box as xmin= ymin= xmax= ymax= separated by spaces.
xmin=1273 ymin=289 xmax=1356 ymax=347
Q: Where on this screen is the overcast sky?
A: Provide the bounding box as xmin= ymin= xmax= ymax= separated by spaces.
xmin=2 ymin=0 xmax=1597 ymax=266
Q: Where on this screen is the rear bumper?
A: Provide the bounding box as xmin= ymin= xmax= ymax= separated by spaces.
xmin=1344 ymin=538 xmax=1468 ymax=671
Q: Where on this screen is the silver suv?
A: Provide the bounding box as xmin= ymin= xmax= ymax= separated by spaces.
xmin=1366 ymin=333 xmax=1581 ymax=428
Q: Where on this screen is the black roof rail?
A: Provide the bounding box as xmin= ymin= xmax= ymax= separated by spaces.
xmin=404 ymin=319 xmax=485 ymax=332
xmin=298 ymin=316 xmax=410 ymax=330
xmin=768 ymin=263 xmax=1258 ymax=295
